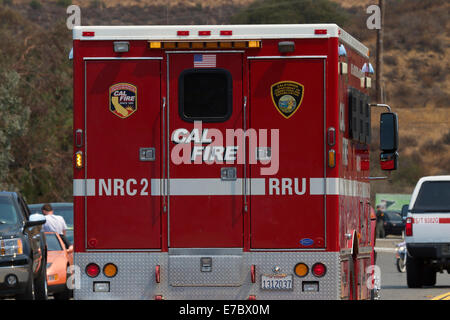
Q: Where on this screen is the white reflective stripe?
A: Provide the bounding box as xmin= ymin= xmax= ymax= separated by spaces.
xmin=168 ymin=178 xmax=247 ymax=196
xmin=151 ymin=178 xmax=161 ymax=196
xmin=309 ymin=178 xmax=369 ymax=197
xmin=310 ymin=178 xmax=325 ymax=195
xmin=72 ymin=178 xmax=369 ymax=197
xmin=250 ymin=178 xmax=266 ymax=195
xmin=73 ymin=179 xmax=96 ymax=196
xmin=156 ymin=178 xmax=266 ymax=196
xmin=326 ymin=178 xmax=340 ymax=195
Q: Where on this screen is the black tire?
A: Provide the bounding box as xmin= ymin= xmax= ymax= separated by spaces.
xmin=423 ymin=265 xmax=436 ymax=287
xmin=16 ymin=270 xmax=35 ymax=300
xmin=396 ymin=257 xmax=406 ymax=273
xmin=54 ymin=266 xmax=72 ymax=300
xmin=34 ymin=258 xmax=48 ymax=300
xmin=406 ymin=256 xmax=424 ymax=288
xmin=54 ymin=288 xmax=71 ymax=300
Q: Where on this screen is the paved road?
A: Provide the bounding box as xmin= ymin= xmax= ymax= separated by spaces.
xmin=375 ymin=237 xmax=450 ymax=300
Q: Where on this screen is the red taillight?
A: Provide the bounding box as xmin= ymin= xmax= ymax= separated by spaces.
xmin=251 ymin=264 xmax=256 ymax=283
xmin=220 ymin=30 xmax=233 ymax=36
xmin=198 ymin=31 xmax=211 ymax=36
xmin=312 ymin=263 xmax=327 ymax=277
xmin=177 ymin=30 xmax=189 ymax=36
xmin=86 ymin=263 xmax=100 ymax=278
xmin=405 ymin=217 xmax=414 ymax=236
xmin=82 ymin=31 xmax=95 ymax=37
xmin=314 ymin=29 xmax=327 ymax=35
xmin=155 ymin=265 xmax=160 ymax=283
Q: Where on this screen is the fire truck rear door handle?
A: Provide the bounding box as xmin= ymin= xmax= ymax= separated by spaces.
xmin=221 ymin=167 xmax=237 ymax=181
xmin=139 ymin=148 xmax=156 ymax=161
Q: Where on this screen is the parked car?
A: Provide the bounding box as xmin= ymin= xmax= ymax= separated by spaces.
xmin=405 ymin=175 xmax=450 ymax=288
xmin=383 ymin=210 xmax=405 ymax=236
xmin=28 ymin=202 xmax=73 ymax=244
xmin=0 ymin=191 xmax=48 ymax=300
xmin=45 ymin=232 xmax=73 ymax=300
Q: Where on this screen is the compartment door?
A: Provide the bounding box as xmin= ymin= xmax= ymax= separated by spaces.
xmin=167 ymin=53 xmax=244 ymax=248
xmin=84 ymin=58 xmax=162 ymax=250
xmin=249 ymin=58 xmax=326 ymax=249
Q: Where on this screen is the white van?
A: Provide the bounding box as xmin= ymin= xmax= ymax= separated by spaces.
xmin=405 ymin=175 xmax=450 ymax=288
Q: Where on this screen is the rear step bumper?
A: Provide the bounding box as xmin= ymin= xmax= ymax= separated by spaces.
xmin=407 ymin=243 xmax=450 ymax=259
xmin=74 ymin=251 xmax=340 ymax=300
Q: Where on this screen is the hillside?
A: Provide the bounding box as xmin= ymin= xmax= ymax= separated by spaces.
xmin=0 ymin=0 xmax=448 ymax=203
xmin=342 ymin=0 xmax=450 ymax=196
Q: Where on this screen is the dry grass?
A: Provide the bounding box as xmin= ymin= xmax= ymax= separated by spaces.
xmin=331 ymin=0 xmax=372 ymax=8
xmin=72 ymin=0 xmax=256 ymax=8
xmin=371 ymin=106 xmax=450 ymax=185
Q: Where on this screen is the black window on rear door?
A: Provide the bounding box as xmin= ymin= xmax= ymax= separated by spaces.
xmin=179 ymin=68 xmax=232 ymax=122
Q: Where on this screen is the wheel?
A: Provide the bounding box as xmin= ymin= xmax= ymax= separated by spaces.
xmin=423 ymin=265 xmax=436 ymax=287
xmin=34 ymin=258 xmax=48 ymax=300
xmin=16 ymin=270 xmax=35 ymax=300
xmin=54 ymin=265 xmax=72 ymax=300
xmin=396 ymin=257 xmax=406 ymax=273
xmin=406 ymin=256 xmax=423 ymax=288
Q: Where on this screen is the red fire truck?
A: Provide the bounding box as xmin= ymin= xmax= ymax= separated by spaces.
xmin=72 ymin=24 xmax=398 ymax=300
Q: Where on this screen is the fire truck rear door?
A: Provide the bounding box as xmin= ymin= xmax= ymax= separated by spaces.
xmin=84 ymin=58 xmax=162 ymax=250
xmin=249 ymin=57 xmax=326 ymax=249
xmin=167 ymin=52 xmax=244 ymax=248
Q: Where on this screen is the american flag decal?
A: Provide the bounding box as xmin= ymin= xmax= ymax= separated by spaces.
xmin=194 ymin=54 xmax=216 ymax=68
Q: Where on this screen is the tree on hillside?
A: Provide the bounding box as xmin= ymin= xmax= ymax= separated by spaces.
xmin=230 ymin=0 xmax=348 ymax=25
xmin=0 ymin=71 xmax=30 ymax=191
xmin=0 ymin=6 xmax=73 ymax=203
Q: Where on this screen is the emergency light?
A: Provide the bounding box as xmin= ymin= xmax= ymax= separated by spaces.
xmin=338 ymin=44 xmax=347 ymax=57
xmin=148 ymin=40 xmax=260 ymax=50
xmin=75 ymin=151 xmax=83 ymax=169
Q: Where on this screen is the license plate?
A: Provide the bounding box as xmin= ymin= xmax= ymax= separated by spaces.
xmin=261 ymin=274 xmax=293 ymax=290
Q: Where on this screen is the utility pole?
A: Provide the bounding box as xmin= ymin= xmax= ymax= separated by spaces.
xmin=376 ymin=0 xmax=385 ymax=103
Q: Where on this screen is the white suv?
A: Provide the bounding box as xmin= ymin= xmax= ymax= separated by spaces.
xmin=405 ymin=175 xmax=450 ymax=288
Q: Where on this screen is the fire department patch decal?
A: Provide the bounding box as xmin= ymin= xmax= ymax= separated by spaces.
xmin=271 ymin=81 xmax=304 ymax=119
xmin=109 ymin=83 xmax=137 ymax=119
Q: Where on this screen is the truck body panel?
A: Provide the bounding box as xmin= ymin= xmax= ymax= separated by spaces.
xmin=72 ymin=24 xmax=375 ymax=300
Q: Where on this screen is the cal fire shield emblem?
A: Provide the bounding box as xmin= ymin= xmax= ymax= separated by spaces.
xmin=109 ymin=83 xmax=137 ymax=119
xmin=271 ymin=81 xmax=304 ymax=119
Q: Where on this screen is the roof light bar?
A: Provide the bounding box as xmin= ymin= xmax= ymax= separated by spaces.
xmin=148 ymin=41 xmax=261 ymax=50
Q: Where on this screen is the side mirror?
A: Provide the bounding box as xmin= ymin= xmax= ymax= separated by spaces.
xmin=401 ymin=204 xmax=409 ymax=221
xmin=380 ymin=112 xmax=398 ymax=151
xmin=380 ymin=112 xmax=399 ymax=170
xmin=24 ymin=213 xmax=46 ymax=229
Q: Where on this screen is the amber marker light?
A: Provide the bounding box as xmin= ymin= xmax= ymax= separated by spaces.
xmin=103 ymin=263 xmax=118 ymax=278
xmin=149 ymin=42 xmax=162 ymax=49
xmin=328 ymin=149 xmax=336 ymax=168
xmin=75 ymin=151 xmax=83 ymax=169
xmin=248 ymin=40 xmax=261 ymax=48
xmin=294 ymin=263 xmax=309 ymax=277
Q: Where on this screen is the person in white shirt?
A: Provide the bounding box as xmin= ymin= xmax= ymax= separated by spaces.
xmin=41 ymin=203 xmax=70 ymax=247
